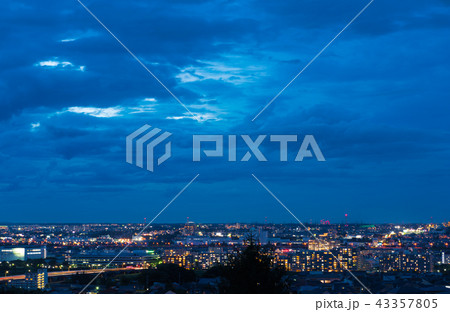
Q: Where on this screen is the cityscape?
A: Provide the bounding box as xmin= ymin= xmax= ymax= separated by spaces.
xmin=1 ymin=220 xmax=449 ymax=294
xmin=1 ymin=0 xmax=450 ymax=310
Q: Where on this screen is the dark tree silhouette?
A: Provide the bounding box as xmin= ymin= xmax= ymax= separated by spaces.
xmin=217 ymin=233 xmax=287 ymax=294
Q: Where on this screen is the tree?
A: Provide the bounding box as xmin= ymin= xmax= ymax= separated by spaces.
xmin=217 ymin=234 xmax=287 ymax=293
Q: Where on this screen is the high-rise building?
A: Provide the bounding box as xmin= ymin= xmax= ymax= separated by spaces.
xmin=379 ymin=251 xmax=432 ymax=273
xmin=8 ymin=269 xmax=48 ymax=290
xmin=290 ymin=248 xmax=358 ymax=272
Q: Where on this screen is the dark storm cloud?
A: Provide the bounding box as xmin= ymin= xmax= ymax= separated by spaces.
xmin=0 ymin=0 xmax=449 ymax=223
xmin=0 ymin=0 xmax=261 ymax=120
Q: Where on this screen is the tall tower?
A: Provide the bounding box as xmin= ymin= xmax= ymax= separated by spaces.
xmin=345 ymin=213 xmax=348 ymax=227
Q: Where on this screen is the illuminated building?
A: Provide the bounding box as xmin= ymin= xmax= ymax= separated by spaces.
xmin=161 ymin=247 xmax=233 ymax=269
xmin=379 ymin=251 xmax=432 ymax=273
xmin=291 ymin=248 xmax=358 ymax=272
xmin=356 ymin=255 xmax=377 ymax=271
xmin=194 ymin=247 xmax=231 ymax=269
xmin=440 ymin=252 xmax=450 ymax=264
xmin=175 ymin=236 xmax=236 ymax=245
xmin=162 ymin=249 xmax=191 ymax=268
xmin=182 ymin=221 xmax=196 ymax=236
xmin=0 ymin=246 xmax=47 ymax=262
xmin=336 ymin=247 xmax=358 ymax=270
xmin=308 ymin=240 xmax=339 ymax=251
xmin=274 ymin=254 xmax=291 ymax=271
xmin=8 ymin=269 xmax=48 ymax=290
xmin=68 ymin=250 xmax=157 ymax=268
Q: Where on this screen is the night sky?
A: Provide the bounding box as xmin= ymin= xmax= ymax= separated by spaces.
xmin=1 ymin=0 xmax=450 ymax=224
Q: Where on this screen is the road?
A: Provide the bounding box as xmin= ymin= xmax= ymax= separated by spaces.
xmin=0 ymin=267 xmax=141 ymax=282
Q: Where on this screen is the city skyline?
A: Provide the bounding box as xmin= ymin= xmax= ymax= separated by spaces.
xmin=0 ymin=219 xmax=445 ymax=225
xmin=1 ymin=221 xmax=448 ymax=294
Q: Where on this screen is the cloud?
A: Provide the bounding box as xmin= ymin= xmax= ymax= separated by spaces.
xmin=30 ymin=122 xmax=40 ymax=131
xmin=67 ymin=106 xmax=123 ymax=118
xmin=176 ymin=60 xmax=265 ymax=85
xmin=166 ymin=112 xmax=221 ymax=122
xmin=59 ymin=29 xmax=100 ymax=43
xmin=60 ymin=38 xmax=77 ymax=43
xmin=35 ymin=59 xmax=86 ymax=71
xmin=127 ymin=98 xmax=157 ymax=114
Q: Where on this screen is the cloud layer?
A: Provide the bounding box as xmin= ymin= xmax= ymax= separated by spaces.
xmin=1 ymin=0 xmax=449 ymax=223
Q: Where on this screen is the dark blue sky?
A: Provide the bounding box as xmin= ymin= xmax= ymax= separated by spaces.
xmin=1 ymin=0 xmax=449 ymax=224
